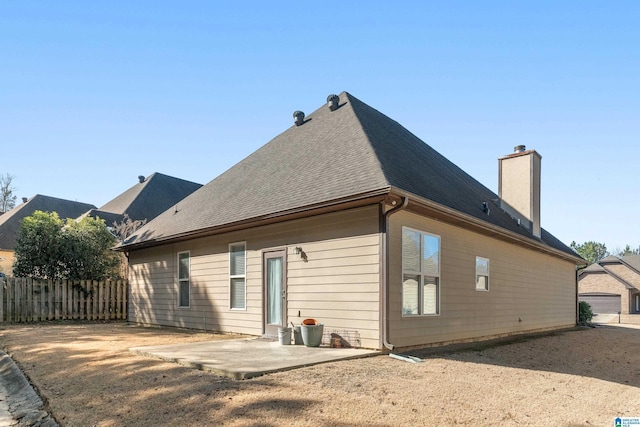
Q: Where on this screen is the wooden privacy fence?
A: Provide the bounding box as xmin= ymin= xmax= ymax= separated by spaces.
xmin=0 ymin=278 xmax=127 ymax=323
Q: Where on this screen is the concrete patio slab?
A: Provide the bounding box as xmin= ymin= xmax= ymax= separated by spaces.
xmin=131 ymin=338 xmax=380 ymax=379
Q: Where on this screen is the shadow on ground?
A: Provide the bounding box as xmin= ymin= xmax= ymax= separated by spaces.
xmin=402 ymin=325 xmax=640 ymax=389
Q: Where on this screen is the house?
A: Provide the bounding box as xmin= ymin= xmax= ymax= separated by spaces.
xmin=118 ymin=92 xmax=584 ymax=350
xmin=79 ymin=172 xmax=202 ymax=227
xmin=0 ymin=195 xmax=96 ymax=275
xmin=578 ymin=255 xmax=640 ymax=315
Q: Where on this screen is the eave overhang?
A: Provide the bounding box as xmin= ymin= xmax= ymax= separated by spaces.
xmin=114 ymin=189 xmax=391 ymax=252
xmin=117 ymin=185 xmax=585 ymax=266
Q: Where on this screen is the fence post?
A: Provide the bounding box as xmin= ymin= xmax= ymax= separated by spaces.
xmin=116 ymin=280 xmax=122 ymax=320
xmin=6 ymin=278 xmax=12 ymax=322
xmin=18 ymin=278 xmax=25 ymax=323
xmin=78 ymin=280 xmax=85 ymax=320
xmin=123 ymin=280 xmax=128 ymax=320
xmin=92 ymin=280 xmax=98 ymax=321
xmin=71 ymin=280 xmax=77 ymax=320
xmin=47 ymin=280 xmax=53 ymax=321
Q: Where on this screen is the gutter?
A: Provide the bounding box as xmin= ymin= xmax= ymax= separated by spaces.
xmin=381 ymin=196 xmax=409 ymax=351
xmin=115 ymin=189 xmax=390 ymax=252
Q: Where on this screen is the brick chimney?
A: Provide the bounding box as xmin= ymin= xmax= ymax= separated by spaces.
xmin=498 ymin=145 xmax=542 ymax=238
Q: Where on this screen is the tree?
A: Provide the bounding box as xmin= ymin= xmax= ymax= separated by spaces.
xmin=13 ymin=211 xmax=121 ymax=280
xmin=0 ymin=173 xmax=17 ymax=212
xmin=13 ymin=211 xmax=64 ymax=279
xmin=111 ymin=213 xmax=147 ymax=243
xmin=60 ymin=216 xmax=121 ymax=280
xmin=111 ymin=214 xmax=147 ymax=278
xmin=615 ymin=244 xmax=640 ymax=257
xmin=570 ymin=241 xmax=609 ymax=265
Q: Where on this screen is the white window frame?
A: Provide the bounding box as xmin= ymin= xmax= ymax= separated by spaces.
xmin=177 ymin=251 xmax=190 ymax=308
xmin=401 ymin=226 xmax=441 ymax=317
xmin=229 ymin=242 xmax=247 ymax=310
xmin=475 ymin=256 xmax=490 ymax=291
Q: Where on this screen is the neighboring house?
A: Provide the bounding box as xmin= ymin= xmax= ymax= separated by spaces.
xmin=578 ymin=255 xmax=640 ymax=315
xmin=0 ymin=195 xmax=96 ymax=275
xmin=80 ymin=172 xmax=202 ymax=227
xmin=117 ymin=92 xmax=584 ymax=350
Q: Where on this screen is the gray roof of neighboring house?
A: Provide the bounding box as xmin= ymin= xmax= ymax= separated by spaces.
xmin=599 ymin=255 xmax=621 ymax=264
xmin=120 ymin=92 xmax=579 ymax=260
xmin=582 ymin=263 xmax=607 ymax=274
xmin=579 ymin=255 xmax=640 ymax=290
xmin=84 ymin=172 xmax=202 ymax=227
xmin=0 ymin=195 xmax=96 ymax=250
xmin=620 ymin=255 xmax=640 ymax=272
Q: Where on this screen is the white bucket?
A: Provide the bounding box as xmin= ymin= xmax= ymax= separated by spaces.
xmin=278 ymin=327 xmax=292 ymax=345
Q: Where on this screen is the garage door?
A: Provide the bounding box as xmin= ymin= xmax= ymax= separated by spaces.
xmin=579 ymin=294 xmax=621 ymax=313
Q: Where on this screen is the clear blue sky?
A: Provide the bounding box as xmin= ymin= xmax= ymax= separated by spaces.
xmin=1 ymin=2 xmax=638 ymax=251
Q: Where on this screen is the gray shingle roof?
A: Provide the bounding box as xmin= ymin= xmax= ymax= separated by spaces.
xmin=0 ymin=195 xmax=96 ymax=250
xmin=580 ymin=263 xmax=607 ymax=275
xmin=87 ymin=172 xmax=202 ymax=226
xmin=599 ymin=255 xmax=621 ymax=264
xmin=620 ymin=254 xmax=640 ymax=272
xmin=121 ymin=92 xmax=578 ymax=260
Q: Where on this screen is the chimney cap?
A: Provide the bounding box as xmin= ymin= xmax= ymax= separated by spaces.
xmin=514 ymin=145 xmax=526 ymax=153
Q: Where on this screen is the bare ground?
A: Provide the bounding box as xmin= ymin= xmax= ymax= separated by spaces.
xmin=0 ymin=322 xmax=639 ymax=427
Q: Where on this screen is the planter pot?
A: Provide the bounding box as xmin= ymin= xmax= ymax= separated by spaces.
xmin=300 ymin=323 xmax=324 ymax=347
xmin=293 ymin=326 xmax=304 ymax=345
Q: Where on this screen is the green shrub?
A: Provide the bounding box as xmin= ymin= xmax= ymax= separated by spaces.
xmin=578 ymin=301 xmax=593 ymax=325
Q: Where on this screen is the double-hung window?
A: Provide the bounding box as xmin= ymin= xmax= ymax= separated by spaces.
xmin=402 ymin=227 xmax=440 ymax=316
xmin=178 ymin=251 xmax=190 ymax=308
xmin=229 ymin=242 xmax=246 ymax=310
xmin=475 ymin=257 xmax=490 ymax=291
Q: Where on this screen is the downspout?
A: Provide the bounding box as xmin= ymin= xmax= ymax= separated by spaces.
xmin=575 ymin=267 xmax=579 ymax=325
xmin=381 ymin=196 xmax=409 ymax=351
xmin=576 ymin=264 xmax=587 ymax=325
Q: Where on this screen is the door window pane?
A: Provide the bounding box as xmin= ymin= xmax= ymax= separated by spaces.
xmin=267 ymin=257 xmax=283 ymax=325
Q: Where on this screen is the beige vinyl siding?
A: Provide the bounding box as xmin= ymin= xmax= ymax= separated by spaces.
xmin=128 ymin=205 xmax=381 ymax=348
xmin=388 ymin=210 xmax=577 ymax=348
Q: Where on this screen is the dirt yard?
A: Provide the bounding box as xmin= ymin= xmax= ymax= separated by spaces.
xmin=0 ymin=322 xmax=639 ymax=427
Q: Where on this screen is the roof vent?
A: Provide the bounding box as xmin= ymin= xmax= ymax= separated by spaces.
xmin=138 ymin=175 xmax=146 ymax=183
xmin=327 ymin=94 xmax=339 ymax=111
xmin=22 ymin=197 xmax=28 ymax=203
xmin=514 ymin=145 xmax=526 ymax=153
xmin=293 ymin=110 xmax=305 ymax=126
